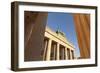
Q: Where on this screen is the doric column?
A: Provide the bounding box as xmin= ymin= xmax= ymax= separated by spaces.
xmin=43 ymin=40 xmax=48 ymax=60
xmin=72 ymin=50 xmax=74 ymax=59
xmin=70 ymin=49 xmax=72 ymax=60
xmin=63 ymin=47 xmax=65 ymax=60
xmin=57 ymin=43 xmax=60 ymax=60
xmin=24 ymin=12 xmax=48 ymax=61
xmin=46 ymin=39 xmax=52 ymax=61
xmin=65 ymin=48 xmax=68 ymax=60
xmin=53 ymin=44 xmax=56 ymax=60
xmin=73 ymin=14 xmax=90 ymax=58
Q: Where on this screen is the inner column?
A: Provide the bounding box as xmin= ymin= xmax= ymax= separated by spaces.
xmin=50 ymin=41 xmax=57 ymax=60
xmin=59 ymin=45 xmax=66 ymax=60
xmin=67 ymin=48 xmax=70 ymax=60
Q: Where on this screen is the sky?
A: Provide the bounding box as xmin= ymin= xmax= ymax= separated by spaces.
xmin=46 ymin=12 xmax=80 ymax=57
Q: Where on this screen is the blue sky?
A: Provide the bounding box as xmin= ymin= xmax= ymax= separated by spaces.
xmin=46 ymin=12 xmax=80 ymax=57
